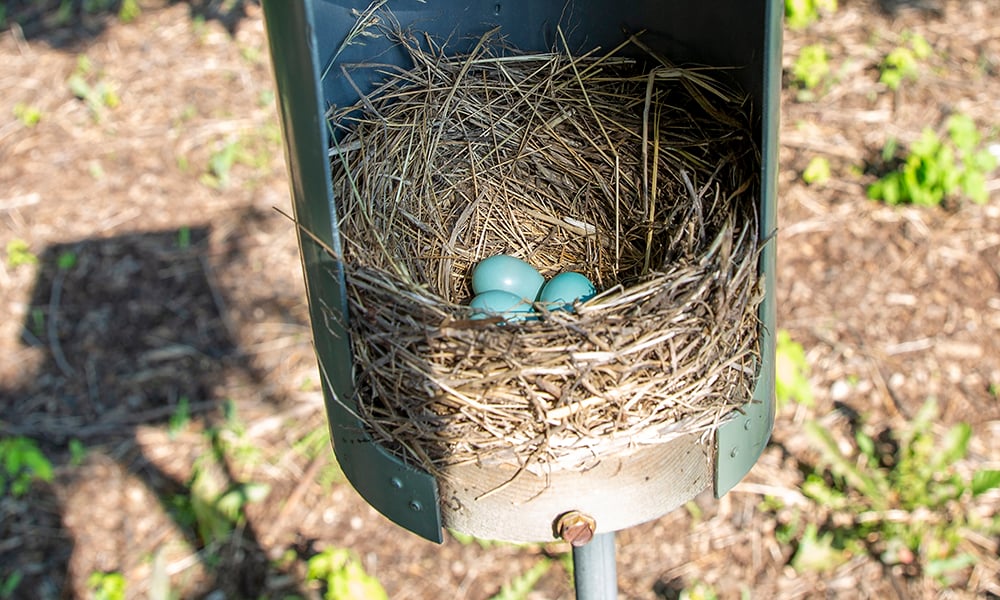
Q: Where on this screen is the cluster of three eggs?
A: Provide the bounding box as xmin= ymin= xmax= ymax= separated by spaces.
xmin=469 ymin=255 xmax=597 ymax=322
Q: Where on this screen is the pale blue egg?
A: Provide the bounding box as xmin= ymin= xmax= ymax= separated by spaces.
xmin=471 ymin=255 xmax=544 ymax=300
xmin=538 ymin=272 xmax=596 ymax=312
xmin=469 ymin=290 xmax=534 ymax=322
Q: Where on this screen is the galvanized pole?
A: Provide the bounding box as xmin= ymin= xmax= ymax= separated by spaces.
xmin=572 ymin=532 xmax=617 ymax=599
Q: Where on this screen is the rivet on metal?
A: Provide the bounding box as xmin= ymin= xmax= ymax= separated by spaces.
xmin=744 ymin=419 xmax=752 ymax=430
xmin=730 ymin=446 xmax=740 ymax=458
xmin=409 ymin=500 xmax=423 ymax=512
xmin=554 ymin=510 xmax=597 ymax=547
xmin=390 ymin=477 xmax=403 ymax=489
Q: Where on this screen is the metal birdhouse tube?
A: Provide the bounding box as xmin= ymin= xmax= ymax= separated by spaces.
xmin=261 ymin=0 xmax=780 ymax=563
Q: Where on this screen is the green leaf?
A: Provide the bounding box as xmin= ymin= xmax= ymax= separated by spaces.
xmin=971 ymin=470 xmax=1000 ymax=497
xmin=87 ymin=572 xmax=126 ymax=600
xmin=490 ymin=559 xmax=551 ymax=600
xmin=307 ymin=548 xmax=388 ymax=600
xmin=946 ymin=114 xmax=980 ymax=153
xmin=935 ymin=423 xmax=971 ymax=469
xmin=57 ymin=251 xmax=77 ymax=270
xmin=802 ymin=156 xmax=831 ymax=185
xmin=0 ymin=570 xmax=23 ymax=599
xmin=791 ymin=523 xmax=851 ymax=573
xmin=5 ymin=239 xmax=38 ymax=268
xmin=909 ymin=33 xmax=932 ymax=59
xmin=68 ymin=73 xmax=92 ymax=100
xmin=21 ymin=449 xmax=54 ymax=483
xmin=793 ymin=44 xmax=830 ymax=90
xmin=801 ymin=473 xmax=849 ymax=509
xmin=775 ymin=330 xmax=813 ymax=408
xmin=925 ymin=553 xmax=976 ymax=579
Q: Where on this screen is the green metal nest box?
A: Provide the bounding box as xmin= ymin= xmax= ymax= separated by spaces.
xmin=261 ymin=0 xmax=779 ymax=545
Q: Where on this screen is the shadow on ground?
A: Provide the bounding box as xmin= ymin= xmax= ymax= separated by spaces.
xmin=2 ymin=0 xmax=259 ymax=47
xmin=0 ymin=221 xmax=307 ymax=598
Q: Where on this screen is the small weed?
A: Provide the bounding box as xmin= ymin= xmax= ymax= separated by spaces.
xmin=213 ymin=400 xmax=262 ymax=471
xmin=880 ymin=33 xmax=932 ymax=91
xmin=5 ymin=239 xmax=37 ymax=268
xmin=989 ymin=383 xmax=999 ymax=399
xmin=257 ymin=89 xmax=275 ymax=108
xmin=785 ymin=0 xmax=837 ymax=29
xmin=869 ymin=114 xmax=997 ymax=205
xmin=201 ymin=139 xmax=246 ymax=189
xmin=448 ymin=529 xmax=504 ymax=550
xmin=87 ymin=571 xmax=125 ymax=600
xmin=802 ymin=156 xmax=831 ymax=185
xmin=68 ymin=439 xmax=87 ymax=467
xmin=68 ymin=56 xmax=120 ymax=122
xmin=791 ymin=44 xmax=831 ymax=98
xmin=188 ymin=457 xmax=269 ymax=546
xmin=775 ymin=330 xmax=813 ymax=409
xmin=54 ymin=0 xmax=73 ymax=26
xmin=176 ymin=226 xmax=191 ymax=250
xmin=0 ymin=571 xmax=23 ymax=599
xmin=306 ymin=547 xmax=388 ymax=600
xmin=12 ymin=103 xmax=42 ymax=127
xmin=0 ymin=436 xmax=54 ymax=498
xmin=57 ymin=250 xmax=77 ymax=270
xmin=168 ymin=396 xmax=191 ymax=437
xmin=88 ymin=160 xmax=106 ymax=180
xmin=118 ymin=0 xmax=140 ymax=23
xmin=680 ymin=580 xmax=720 ymax=600
xmin=790 ymin=522 xmax=853 ymax=573
xmin=785 ymin=399 xmax=1000 ymax=580
xmin=489 ymin=558 xmax=551 ymax=600
xmin=200 ymin=130 xmax=276 ymax=189
xmin=29 ymin=307 xmax=46 ymax=339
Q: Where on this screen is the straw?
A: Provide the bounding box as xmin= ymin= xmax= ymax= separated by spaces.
xmin=326 ymin=26 xmax=763 ymax=472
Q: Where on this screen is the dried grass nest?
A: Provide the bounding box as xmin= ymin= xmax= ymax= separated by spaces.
xmin=326 ymin=28 xmax=764 ymax=473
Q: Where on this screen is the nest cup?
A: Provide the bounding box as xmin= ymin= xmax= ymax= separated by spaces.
xmin=329 ymin=26 xmax=764 ymax=487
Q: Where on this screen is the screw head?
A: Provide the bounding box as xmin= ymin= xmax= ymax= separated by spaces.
xmin=554 ymin=510 xmax=597 ymax=547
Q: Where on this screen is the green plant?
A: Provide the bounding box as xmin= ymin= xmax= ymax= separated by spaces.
xmin=5 ymin=239 xmax=37 ymax=268
xmin=489 ymin=558 xmax=551 ymax=600
xmin=680 ymin=580 xmax=720 ymax=600
xmin=880 ymin=33 xmax=932 ymax=91
xmin=168 ymin=396 xmax=191 ymax=437
xmin=792 ymin=44 xmax=831 ymax=92
xmin=869 ymin=114 xmax=997 ymax=205
xmin=12 ymin=103 xmax=42 ymax=127
xmin=68 ymin=439 xmax=87 ymax=467
xmin=785 ymin=0 xmax=837 ymax=29
xmin=176 ymin=226 xmax=191 ymax=250
xmin=187 ymin=459 xmax=270 ymax=546
xmin=87 ymin=571 xmax=125 ymax=600
xmin=68 ymin=56 xmax=120 ymax=122
xmin=57 ymin=250 xmax=77 ymax=270
xmin=788 ymin=399 xmax=1000 ymax=580
xmin=802 ymin=156 xmax=831 ymax=185
xmin=0 ymin=436 xmax=53 ymax=498
xmin=118 ymin=0 xmax=140 ymax=22
xmin=0 ymin=571 xmax=23 ymax=599
xmin=201 ymin=139 xmax=248 ymax=189
xmin=775 ymin=330 xmax=813 ymax=408
xmin=306 ymin=547 xmax=388 ymax=600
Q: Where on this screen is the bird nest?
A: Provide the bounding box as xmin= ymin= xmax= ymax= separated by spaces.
xmin=326 ymin=28 xmax=764 ymax=473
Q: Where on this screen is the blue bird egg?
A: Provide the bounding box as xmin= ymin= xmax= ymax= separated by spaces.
xmin=471 ymin=255 xmax=544 ymax=300
xmin=469 ymin=290 xmax=534 ymax=322
xmin=538 ymin=272 xmax=596 ymax=312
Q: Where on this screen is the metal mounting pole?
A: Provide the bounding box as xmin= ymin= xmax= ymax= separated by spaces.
xmin=572 ymin=532 xmax=618 ymax=599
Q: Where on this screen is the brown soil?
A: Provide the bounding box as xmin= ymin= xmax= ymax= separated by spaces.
xmin=1 ymin=1 xmax=998 ymax=598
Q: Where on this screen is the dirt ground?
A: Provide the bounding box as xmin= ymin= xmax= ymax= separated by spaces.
xmin=1 ymin=0 xmax=998 ymax=598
